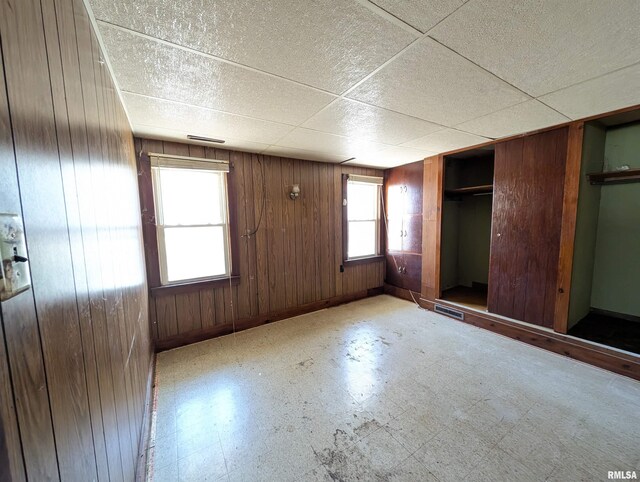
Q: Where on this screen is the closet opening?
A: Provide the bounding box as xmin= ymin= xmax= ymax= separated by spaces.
xmin=568 ymin=111 xmax=640 ymax=354
xmin=439 ymin=147 xmax=494 ymax=311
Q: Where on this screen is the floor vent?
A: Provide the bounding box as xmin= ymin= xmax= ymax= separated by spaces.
xmin=434 ymin=304 xmax=464 ymax=321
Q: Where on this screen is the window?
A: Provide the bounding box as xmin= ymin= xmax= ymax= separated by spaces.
xmin=150 ymin=154 xmax=231 ymax=285
xmin=344 ymin=174 xmax=383 ymax=261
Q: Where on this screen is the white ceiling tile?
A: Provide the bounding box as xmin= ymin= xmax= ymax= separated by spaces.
xmin=123 ymin=93 xmax=294 ymax=145
xmin=301 ymin=99 xmax=443 ymax=145
xmin=369 ymin=0 xmax=465 ymax=33
xmin=275 ymin=128 xmax=388 ymax=158
xmin=353 ymin=146 xmax=436 ymax=169
xmin=89 ymin=0 xmax=416 ymax=93
xmin=403 ymin=129 xmax=490 ymax=153
xmin=429 ymin=0 xmax=640 ymax=97
xmin=99 ymin=24 xmax=336 ymax=125
xmin=538 ymin=63 xmax=640 ymax=120
xmin=347 ymin=37 xmax=530 ymax=125
xmin=132 ymin=125 xmax=270 ymax=153
xmin=455 ymin=100 xmax=569 ymax=138
xmin=262 ymin=146 xmax=346 ymax=164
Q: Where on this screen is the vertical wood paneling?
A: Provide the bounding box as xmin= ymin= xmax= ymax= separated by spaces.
xmin=92 ymin=28 xmax=136 ymax=478
xmin=488 ymin=128 xmax=568 ymax=328
xmin=0 ymin=0 xmax=152 ymax=480
xmin=282 ymin=158 xmax=298 ymax=308
xmin=1 ymin=0 xmax=97 ymax=478
xmin=233 ymin=151 xmax=252 ymax=319
xmin=253 ymin=154 xmax=271 ymax=315
xmin=421 ymin=155 xmax=444 ymax=301
xmin=242 ymin=153 xmax=259 ymax=317
xmin=74 ymin=6 xmax=127 ymax=480
xmin=266 ymin=157 xmax=287 ymax=312
xmin=138 ymin=140 xmax=385 ymax=344
xmin=42 ymin=0 xmax=110 ymax=477
xmin=176 ymin=293 xmax=202 ymax=333
xmin=0 ymin=27 xmax=58 ymax=481
xmin=300 ymin=160 xmax=316 ymax=304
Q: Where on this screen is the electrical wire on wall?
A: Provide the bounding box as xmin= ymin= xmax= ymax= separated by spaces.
xmin=229 ymin=155 xmax=267 ymax=347
xmin=242 ymin=155 xmax=266 ymax=239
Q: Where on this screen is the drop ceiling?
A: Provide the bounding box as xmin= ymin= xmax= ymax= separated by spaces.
xmin=88 ymin=0 xmax=640 ymax=168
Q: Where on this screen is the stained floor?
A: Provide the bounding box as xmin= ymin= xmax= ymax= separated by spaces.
xmin=149 ymin=295 xmax=640 ymax=481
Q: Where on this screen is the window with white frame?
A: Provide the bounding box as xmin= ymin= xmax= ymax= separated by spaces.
xmin=150 ymin=154 xmax=231 ymax=285
xmin=346 ymin=175 xmax=383 ymax=260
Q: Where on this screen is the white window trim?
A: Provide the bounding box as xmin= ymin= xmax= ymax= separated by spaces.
xmin=346 ymin=176 xmax=383 ymax=261
xmin=150 ymin=158 xmax=232 ymax=286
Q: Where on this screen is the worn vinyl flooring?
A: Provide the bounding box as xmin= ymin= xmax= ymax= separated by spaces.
xmin=149 ymin=295 xmax=640 ymax=481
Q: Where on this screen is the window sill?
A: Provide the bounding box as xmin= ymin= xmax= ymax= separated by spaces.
xmin=342 ymin=255 xmax=385 ymax=267
xmin=150 ymin=275 xmax=240 ymax=297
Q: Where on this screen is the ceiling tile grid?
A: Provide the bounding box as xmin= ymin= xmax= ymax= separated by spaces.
xmin=301 ymin=99 xmax=444 ymax=145
xmin=134 ymin=124 xmax=271 ymax=153
xmin=429 ymin=0 xmax=640 ymax=97
xmin=403 ymin=129 xmax=490 ymax=153
xmin=369 ymin=0 xmax=465 ymax=33
xmin=538 ymin=63 xmax=640 ymax=120
xmin=455 ymin=100 xmax=570 ymax=139
xmin=275 ymin=128 xmax=389 ymax=158
xmin=89 ymin=0 xmax=417 ymax=93
xmin=123 ymin=92 xmax=295 ymax=145
xmin=99 ymin=23 xmax=337 ymax=126
xmin=346 ymin=37 xmax=531 ymax=126
xmin=88 ymin=0 xmax=640 ymax=168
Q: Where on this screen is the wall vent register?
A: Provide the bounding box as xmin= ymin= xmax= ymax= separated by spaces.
xmin=434 ymin=303 xmax=465 ymax=321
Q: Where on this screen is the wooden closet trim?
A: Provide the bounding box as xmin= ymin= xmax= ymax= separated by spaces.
xmin=553 ymin=122 xmax=584 ymax=334
xmin=420 ymin=155 xmax=444 ymax=300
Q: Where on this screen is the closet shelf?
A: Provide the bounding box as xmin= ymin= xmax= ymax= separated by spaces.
xmin=444 ymin=184 xmax=493 ymax=196
xmin=588 ymin=168 xmax=640 ymax=185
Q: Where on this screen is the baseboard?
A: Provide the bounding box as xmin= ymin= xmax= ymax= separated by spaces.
xmin=416 ymin=297 xmax=640 ymax=381
xmin=135 ymin=353 xmax=156 ymax=481
xmin=155 ymin=287 xmax=384 ymax=351
xmin=383 ymin=283 xmax=421 ymax=303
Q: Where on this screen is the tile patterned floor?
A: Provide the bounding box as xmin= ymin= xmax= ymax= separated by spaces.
xmin=149 ymin=295 xmax=640 ymax=481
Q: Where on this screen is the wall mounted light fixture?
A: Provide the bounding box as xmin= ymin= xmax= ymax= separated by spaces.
xmin=289 ymin=184 xmax=300 ymax=200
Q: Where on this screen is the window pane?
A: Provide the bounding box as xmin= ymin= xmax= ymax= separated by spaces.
xmin=348 ymin=221 xmax=376 ymax=258
xmin=164 ymin=226 xmax=227 ymax=282
xmin=347 ymin=183 xmax=378 ymax=221
xmin=159 ymin=168 xmax=225 ymax=225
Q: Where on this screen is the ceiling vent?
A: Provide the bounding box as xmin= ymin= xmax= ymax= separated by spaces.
xmin=187 ymin=135 xmax=225 ymax=144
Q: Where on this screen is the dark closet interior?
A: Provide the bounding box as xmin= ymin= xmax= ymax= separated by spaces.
xmin=440 ymin=148 xmax=494 ymax=311
xmin=568 ymin=112 xmax=640 ymax=353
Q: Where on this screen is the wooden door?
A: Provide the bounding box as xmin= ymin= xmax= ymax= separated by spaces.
xmin=488 ymin=127 xmax=568 ymax=328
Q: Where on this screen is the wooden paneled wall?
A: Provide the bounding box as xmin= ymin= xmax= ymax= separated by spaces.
xmin=0 ymin=0 xmax=152 ymax=480
xmin=136 ymin=138 xmax=386 ymax=348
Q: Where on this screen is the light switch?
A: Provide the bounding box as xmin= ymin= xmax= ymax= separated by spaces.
xmin=1 ymin=213 xmax=31 ymax=301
